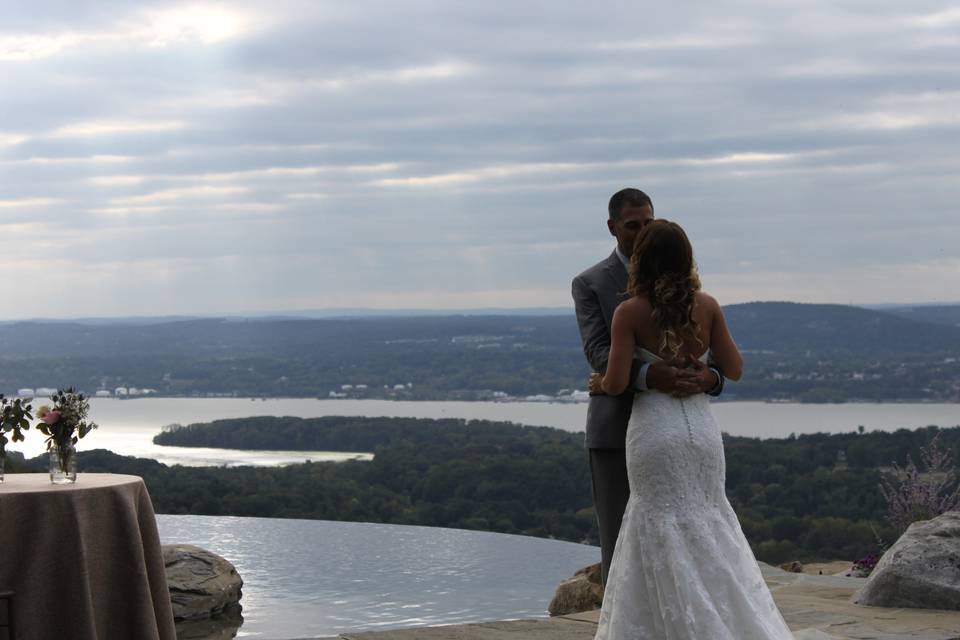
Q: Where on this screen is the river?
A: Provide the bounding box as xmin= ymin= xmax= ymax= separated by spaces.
xmin=10 ymin=397 xmax=958 ymax=466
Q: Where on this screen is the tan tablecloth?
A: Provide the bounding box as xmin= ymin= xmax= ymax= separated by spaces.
xmin=0 ymin=473 xmax=176 ymax=640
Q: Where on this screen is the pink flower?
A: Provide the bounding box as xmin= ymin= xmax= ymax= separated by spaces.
xmin=42 ymin=410 xmax=61 ymax=425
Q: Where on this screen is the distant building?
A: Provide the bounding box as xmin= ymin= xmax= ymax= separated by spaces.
xmin=35 ymin=387 xmax=57 ymax=397
xmin=95 ymin=390 xmax=112 ymax=398
xmin=115 ymin=387 xmax=129 ymax=396
xmin=328 ymin=391 xmax=348 ymax=398
xmin=341 ymin=384 xmax=353 ymax=390
xmin=393 ymin=384 xmax=406 ymax=390
xmin=524 ymin=394 xmax=554 ymax=402
xmin=16 ymin=388 xmax=34 ymax=397
xmin=834 ymin=450 xmax=848 ymax=471
xmin=355 ymin=384 xmax=368 ymax=390
xmin=451 ymin=335 xmax=504 ymax=344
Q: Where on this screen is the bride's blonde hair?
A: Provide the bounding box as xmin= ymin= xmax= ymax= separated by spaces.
xmin=627 ymin=219 xmax=703 ymax=358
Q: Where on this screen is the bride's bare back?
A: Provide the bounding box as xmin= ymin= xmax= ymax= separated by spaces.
xmin=601 ymin=290 xmax=742 ymax=395
xmin=628 ymin=291 xmax=713 ymax=361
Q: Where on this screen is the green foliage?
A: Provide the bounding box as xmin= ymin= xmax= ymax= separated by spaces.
xmin=0 ymin=395 xmax=32 ymax=456
xmin=18 ymin=418 xmax=959 ymax=562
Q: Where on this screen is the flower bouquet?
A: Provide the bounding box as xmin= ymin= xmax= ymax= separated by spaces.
xmin=36 ymin=388 xmax=98 ymax=484
xmin=0 ymin=395 xmax=33 ymax=482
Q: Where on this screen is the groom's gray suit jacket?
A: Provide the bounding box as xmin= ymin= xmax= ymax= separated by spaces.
xmin=572 ymin=251 xmax=637 ymax=449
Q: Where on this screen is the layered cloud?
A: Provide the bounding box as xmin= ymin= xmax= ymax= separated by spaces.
xmin=0 ymin=0 xmax=957 ymax=317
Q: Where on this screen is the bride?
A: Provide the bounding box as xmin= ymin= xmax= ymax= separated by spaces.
xmin=589 ymin=219 xmax=794 ymax=639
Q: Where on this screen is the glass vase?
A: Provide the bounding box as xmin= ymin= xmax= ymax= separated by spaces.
xmin=49 ymin=442 xmax=77 ymax=484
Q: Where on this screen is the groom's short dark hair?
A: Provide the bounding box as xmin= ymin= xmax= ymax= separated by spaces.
xmin=608 ymin=188 xmax=653 ymax=220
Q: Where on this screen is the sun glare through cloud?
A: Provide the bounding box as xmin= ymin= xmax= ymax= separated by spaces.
xmin=141 ymin=4 xmax=254 ymax=47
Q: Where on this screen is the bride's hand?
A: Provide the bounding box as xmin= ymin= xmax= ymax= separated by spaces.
xmin=588 ymin=373 xmax=606 ymax=395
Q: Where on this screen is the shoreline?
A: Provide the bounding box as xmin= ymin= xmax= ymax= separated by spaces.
xmin=19 ymin=394 xmax=958 ymax=405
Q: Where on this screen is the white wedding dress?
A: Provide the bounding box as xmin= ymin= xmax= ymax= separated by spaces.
xmin=594 ymin=349 xmax=794 ymax=640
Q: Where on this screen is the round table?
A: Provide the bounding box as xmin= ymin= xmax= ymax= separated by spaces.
xmin=0 ymin=474 xmax=176 ymax=640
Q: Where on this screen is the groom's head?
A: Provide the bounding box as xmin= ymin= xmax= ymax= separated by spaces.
xmin=607 ymin=188 xmax=654 ymax=257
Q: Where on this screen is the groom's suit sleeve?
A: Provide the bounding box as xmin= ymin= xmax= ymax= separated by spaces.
xmin=572 ymin=275 xmax=640 ymax=386
xmin=572 ymin=275 xmax=611 ymax=373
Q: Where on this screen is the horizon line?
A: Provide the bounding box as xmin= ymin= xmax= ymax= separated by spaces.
xmin=0 ymin=300 xmax=957 ymax=324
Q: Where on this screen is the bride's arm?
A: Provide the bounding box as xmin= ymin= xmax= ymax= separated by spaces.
xmin=707 ymin=295 xmax=743 ymax=381
xmin=600 ymin=302 xmax=638 ymax=395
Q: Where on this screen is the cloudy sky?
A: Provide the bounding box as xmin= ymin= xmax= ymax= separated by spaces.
xmin=1 ymin=1 xmax=957 ymax=318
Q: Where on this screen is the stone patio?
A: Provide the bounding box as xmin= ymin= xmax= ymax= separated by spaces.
xmin=295 ymin=563 xmax=960 ymax=640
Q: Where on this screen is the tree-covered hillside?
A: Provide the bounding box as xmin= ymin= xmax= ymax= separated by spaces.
xmin=878 ymin=305 xmax=960 ymax=328
xmin=12 ymin=416 xmax=959 ymax=561
xmin=1 ymin=303 xmax=958 ymax=401
xmin=142 ymin=417 xmax=960 ymax=561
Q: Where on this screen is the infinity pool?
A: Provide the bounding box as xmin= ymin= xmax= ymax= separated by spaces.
xmin=156 ymin=514 xmax=599 ymax=638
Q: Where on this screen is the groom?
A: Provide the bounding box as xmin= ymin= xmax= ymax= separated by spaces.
xmin=571 ymin=187 xmax=725 ymax=586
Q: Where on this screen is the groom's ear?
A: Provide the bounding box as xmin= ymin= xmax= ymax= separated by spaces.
xmin=607 ymin=218 xmax=617 ymax=236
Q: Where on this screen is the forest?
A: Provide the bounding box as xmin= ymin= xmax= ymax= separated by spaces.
xmin=10 ymin=416 xmax=958 ymax=563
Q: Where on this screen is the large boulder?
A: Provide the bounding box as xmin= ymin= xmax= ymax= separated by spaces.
xmin=548 ymin=563 xmax=604 ymax=616
xmin=853 ymin=511 xmax=960 ymax=610
xmin=163 ymin=544 xmax=244 ymax=620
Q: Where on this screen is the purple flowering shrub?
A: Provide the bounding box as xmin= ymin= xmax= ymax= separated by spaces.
xmin=879 ymin=431 xmax=960 ymax=533
xmin=848 ymin=552 xmax=880 ymax=577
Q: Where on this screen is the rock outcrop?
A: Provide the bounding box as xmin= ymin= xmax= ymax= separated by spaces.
xmin=548 ymin=563 xmax=604 ymax=616
xmin=853 ymin=511 xmax=960 ymax=610
xmin=780 ymin=561 xmax=804 ymax=573
xmin=163 ymin=544 xmax=244 ymax=620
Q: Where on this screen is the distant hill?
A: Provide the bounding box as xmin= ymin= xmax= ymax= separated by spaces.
xmin=873 ymin=305 xmax=960 ymax=329
xmin=727 ymin=302 xmax=960 ymax=355
xmin=0 ymin=302 xmax=957 ymax=401
xmin=1 ymin=302 xmax=957 ymax=358
xmin=0 ymin=315 xmax=579 ymax=359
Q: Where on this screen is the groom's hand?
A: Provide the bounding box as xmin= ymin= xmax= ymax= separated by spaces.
xmin=588 ymin=373 xmax=605 ymax=395
xmin=647 ymin=358 xmax=714 ymax=397
xmin=647 ymin=359 xmax=694 ymax=396
xmin=670 ymin=356 xmax=718 ymax=397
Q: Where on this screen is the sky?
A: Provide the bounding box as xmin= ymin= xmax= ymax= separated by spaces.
xmin=0 ymin=1 xmax=958 ymax=318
